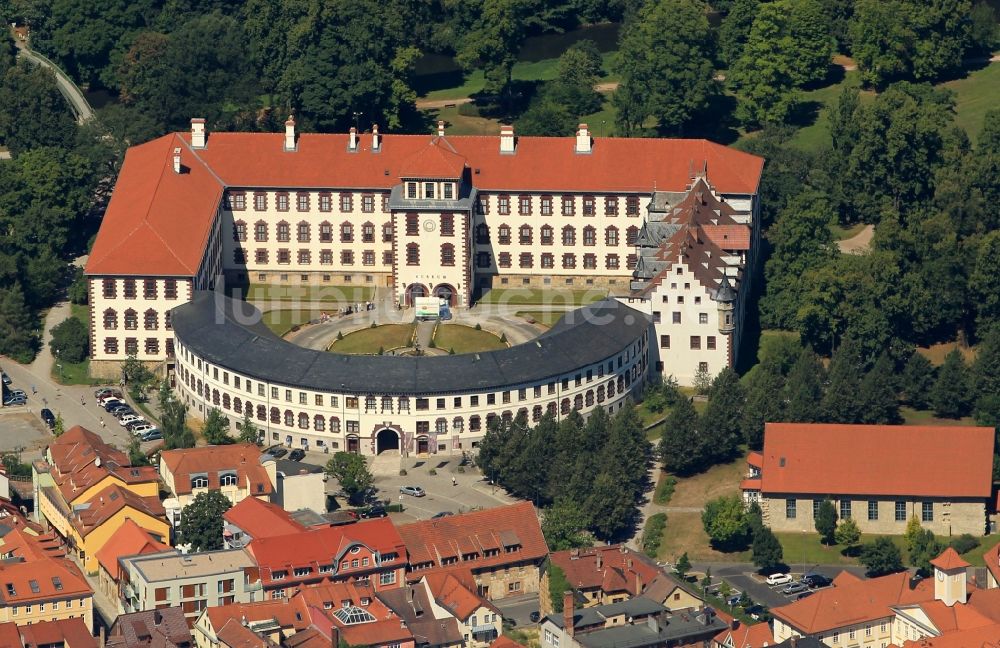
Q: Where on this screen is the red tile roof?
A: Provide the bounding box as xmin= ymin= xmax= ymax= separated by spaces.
xmin=223 ymin=495 xmax=305 ymax=541
xmin=0 ymin=551 xmax=92 ymax=605
xmin=398 ymin=138 xmax=468 ymax=178
xmin=215 ymin=619 xmax=272 ymax=648
xmin=759 ymin=423 xmax=995 ymax=498
xmin=739 ymin=478 xmax=761 ymax=491
xmin=94 ymin=518 xmax=170 ymax=580
xmin=204 ymin=598 xmax=311 ymax=638
xmin=7 ymin=618 xmax=97 ymax=648
xmin=246 ymin=518 xmax=406 ymax=584
xmin=901 ymin=624 xmax=1000 ymax=648
xmin=398 ymin=501 xmax=545 ymax=572
xmin=160 ymin=444 xmax=273 ymax=496
xmin=86 ymin=130 xmax=764 ymax=277
xmin=70 ymin=484 xmax=166 ymax=537
xmin=911 ymin=599 xmax=995 ymax=633
xmin=422 ymin=571 xmax=496 ymax=620
xmin=548 ymin=545 xmax=660 ymax=599
xmin=772 ymin=571 xmax=933 ymax=634
xmin=47 ymin=426 xmax=159 ymax=504
xmin=702 ymin=224 xmax=751 ymax=250
xmin=931 ymin=547 xmax=971 ymax=571
xmin=711 ymin=621 xmax=773 ymax=648
xmin=490 ymin=637 xmax=526 ymax=648
xmin=746 ymin=452 xmax=763 ymax=468
xmin=984 ymin=542 xmax=1000 ymax=588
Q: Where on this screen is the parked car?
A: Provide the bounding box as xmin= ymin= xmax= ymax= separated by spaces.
xmin=359 ymin=505 xmax=388 ymax=519
xmin=1 ymin=371 xmax=10 ymax=385
xmin=131 ymin=424 xmax=154 ymax=436
xmin=431 ymin=511 xmax=452 ymax=519
xmin=802 ymin=573 xmax=833 ymax=588
xmin=8 ymin=389 xmax=26 ymax=399
xmin=267 ymin=446 xmax=288 ymax=459
xmin=3 ymin=394 xmax=26 ymax=407
xmin=126 ymin=419 xmax=149 ymax=432
xmin=766 ymin=573 xmax=793 ymax=586
xmin=94 ymin=387 xmax=121 ymax=398
xmin=288 ymin=449 xmax=306 ymax=461
xmin=782 ymin=582 xmax=809 ymax=595
xmin=529 ymin=612 xmax=540 ymax=623
xmin=400 ymin=485 xmax=426 ymax=497
xmin=40 ymin=408 xmax=56 ymax=428
xmin=120 ymin=415 xmax=144 ymax=427
xmin=140 ymin=429 xmax=163 ymax=442
xmin=102 ymin=399 xmax=125 ymax=412
xmin=97 ymin=393 xmax=122 ymax=405
xmin=113 ymin=407 xmax=136 ymax=419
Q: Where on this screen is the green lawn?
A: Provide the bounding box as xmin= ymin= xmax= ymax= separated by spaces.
xmin=260 ymin=309 xmax=316 ymax=337
xmin=329 ymin=324 xmax=415 ymax=354
xmin=52 ymin=304 xmax=94 ymax=385
xmin=829 ymin=221 xmax=867 ymax=240
xmin=477 ymin=288 xmax=607 ymax=306
xmin=944 ymin=61 xmax=1000 ymax=144
xmin=433 ymin=324 xmax=507 ymax=354
xmin=900 ymin=406 xmax=978 ymax=426
xmin=786 ymin=70 xmax=874 ymax=151
xmin=960 ymin=535 xmax=1000 ymax=567
xmin=515 ymin=310 xmax=566 ymax=327
xmin=431 ymin=105 xmax=501 ymax=136
xmin=246 ymin=284 xmax=375 ymax=303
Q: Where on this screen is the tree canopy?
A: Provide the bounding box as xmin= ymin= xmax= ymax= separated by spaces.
xmin=179 ymin=490 xmax=232 ymax=552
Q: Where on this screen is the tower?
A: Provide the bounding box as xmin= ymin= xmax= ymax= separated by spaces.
xmin=931 ymin=547 xmax=969 ymax=606
xmin=712 ymin=274 xmax=736 ymax=335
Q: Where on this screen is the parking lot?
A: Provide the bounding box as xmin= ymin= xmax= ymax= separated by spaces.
xmin=0 ymin=410 xmax=55 ymax=459
xmin=693 ymin=564 xmax=865 ymax=610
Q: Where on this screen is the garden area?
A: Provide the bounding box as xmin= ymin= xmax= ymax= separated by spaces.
xmin=245 ymin=284 xmax=375 ymax=304
xmin=477 ymin=288 xmax=607 ymax=307
xmin=432 ymin=324 xmax=507 ymax=354
xmin=515 ymin=310 xmax=566 ymax=328
xmin=328 ymin=324 xmax=415 ymax=355
xmin=260 ymin=309 xmax=316 ymax=337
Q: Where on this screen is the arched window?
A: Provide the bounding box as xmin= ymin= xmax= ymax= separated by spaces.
xmin=297 ymin=221 xmax=311 ymax=242
xmin=284 ymin=410 xmax=294 ymax=427
xmin=196 ymin=380 xmax=203 ymax=397
xmin=220 ymin=473 xmax=238 ymax=487
xmin=561 ymin=225 xmax=576 ymax=246
xmin=212 ymin=389 xmax=220 ymax=406
xmin=605 ymin=226 xmax=619 ymax=246
xmin=257 ymin=405 xmax=267 ymax=421
xmin=222 ymin=393 xmax=231 ymax=410
xmin=497 ymin=224 xmax=511 ymax=245
xmin=234 ymin=397 xmax=243 ymax=414
xmin=486 ymin=413 xmax=498 ymax=429
xmin=573 ymin=394 xmax=583 ymax=410
xmin=585 ymin=390 xmax=594 ymax=407
xmin=583 ymin=225 xmax=596 ymax=246
xmin=532 ymin=405 xmax=542 ymax=422
xmin=270 ymin=407 xmax=280 ymax=424
xmin=517 ymin=407 xmax=528 ymax=420
xmin=124 ymin=309 xmax=138 ymax=330
xmin=502 ymin=410 xmax=513 ymax=423
xmin=314 ymin=415 xmax=326 ymax=432
xmin=560 ymin=398 xmax=571 ymax=414
xmin=607 ymin=379 xmax=616 ymax=398
xmin=330 ymin=417 xmax=341 ymax=433
xmin=298 ymin=413 xmax=309 ymax=429
xmin=617 ymin=375 xmax=625 ymax=392
xmin=540 ymin=225 xmax=554 ymax=245
xmin=518 ymin=224 xmax=532 ymax=244
xmin=233 ymin=220 xmax=247 ymax=242
xmin=191 ymin=476 xmax=209 ymax=489
xmin=103 ymin=309 xmax=118 ymax=330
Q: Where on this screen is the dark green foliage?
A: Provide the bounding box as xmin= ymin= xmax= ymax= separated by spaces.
xmin=702 ymin=494 xmax=754 ymax=551
xmin=972 ymin=232 xmax=1000 ymax=331
xmin=834 ymin=518 xmax=862 ymax=548
xmin=717 ymin=0 xmax=758 ymax=66
xmin=179 ymin=490 xmax=232 ymax=552
xmin=456 ymin=0 xmax=526 ymax=98
xmin=541 ymin=498 xmax=592 ymax=550
xmin=751 ymin=526 xmax=784 ymax=573
xmin=202 ymin=408 xmax=233 ymax=445
xmin=548 ymin=564 xmax=570 ymax=613
xmin=860 ymin=353 xmax=902 ymax=424
xmin=67 ymin=267 xmax=88 ymax=305
xmin=49 ymin=316 xmax=88 ymax=363
xmin=518 ymin=40 xmax=603 ymax=136
xmin=931 ymin=349 xmax=971 ymax=418
xmin=674 ymin=552 xmax=691 ymax=579
xmin=657 ymin=396 xmax=703 ymax=475
xmin=820 ymin=338 xmax=866 ymax=423
xmin=814 ymin=500 xmax=838 ymax=545
xmin=0 ymin=63 xmax=78 ymax=156
xmin=642 ymin=512 xmax=667 ymax=558
xmin=127 ymin=437 xmax=150 ymax=466
xmin=902 ymin=352 xmax=936 ymax=409
xmin=0 ymin=285 xmax=39 ymax=362
xmin=860 ymin=537 xmax=905 ymax=576
xmin=160 ymin=381 xmax=196 ymax=449
xmin=741 ymin=360 xmax=785 ymax=450
xmin=785 ymin=346 xmax=825 ymax=423
xmin=700 ymin=367 xmax=746 ymax=463
xmin=325 ymin=452 xmax=375 ymax=503
xmin=237 ymin=408 xmax=261 ymax=445
xmin=909 ymin=528 xmax=946 ymax=576
xmin=613 ymin=0 xmax=716 ymax=135
xmin=949 ymin=534 xmax=979 ymax=555
xmin=973 ymin=327 xmax=1000 ymax=425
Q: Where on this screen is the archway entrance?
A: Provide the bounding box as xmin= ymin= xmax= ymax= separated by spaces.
xmin=405 ymin=283 xmax=428 ymax=306
xmin=416 ymin=436 xmax=430 ymax=455
xmin=433 ymin=283 xmax=457 ymax=307
xmin=346 ymin=436 xmax=360 ymax=453
xmin=376 ymin=428 xmax=400 ymax=455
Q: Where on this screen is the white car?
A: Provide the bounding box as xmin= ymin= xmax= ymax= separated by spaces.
xmin=119 ymin=415 xmax=144 ymax=427
xmin=131 ymin=424 xmax=154 ymax=436
xmin=766 ymin=573 xmax=793 ymax=586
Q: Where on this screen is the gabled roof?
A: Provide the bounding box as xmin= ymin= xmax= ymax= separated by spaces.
xmin=931 ymin=547 xmax=971 ymax=571
xmin=711 ymin=621 xmax=773 ymax=648
xmin=223 ymin=495 xmax=305 ymax=541
xmin=107 ymin=608 xmax=193 ymax=648
xmin=772 ymin=571 xmax=933 ymax=634
xmin=94 ymin=518 xmax=170 ymax=580
xmin=898 ymin=599 xmax=995 ymax=634
xmin=759 ymin=423 xmax=995 ymax=498
xmin=423 ymin=570 xmax=497 ymax=620
xmin=204 ymin=598 xmax=310 ymax=637
xmin=70 ymin=484 xmax=166 ymax=537
xmin=0 ymin=551 xmax=92 ymax=604
xmin=46 ymin=426 xmax=159 ymax=504
xmin=215 ymin=619 xmax=274 ymax=648
xmin=398 ymin=502 xmax=545 ymax=572
xmin=160 ymin=444 xmax=273 ymax=496
xmin=549 ymin=545 xmax=660 ymax=599
xmin=900 ymin=624 xmax=1000 ymax=648
xmin=490 ymin=637 xmax=526 ymax=648
xmin=377 ymin=582 xmax=463 ymax=646
xmin=87 ymin=129 xmax=763 ymax=277
xmin=3 ymin=618 xmax=97 ymax=648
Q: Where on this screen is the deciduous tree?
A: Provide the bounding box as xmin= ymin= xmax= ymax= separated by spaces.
xmin=179 ymin=490 xmax=232 ymax=552
xmin=325 ymin=452 xmax=374 ymax=504
xmin=930 ymin=349 xmax=971 ymax=418
xmin=702 ymin=495 xmax=752 ymax=551
xmin=49 ymin=316 xmax=88 ymax=364
xmin=834 ymin=517 xmax=862 ymax=549
xmin=541 ymin=498 xmax=592 ymax=551
xmin=202 ymin=408 xmax=232 ymax=445
xmin=815 ymin=500 xmax=838 ymax=545
xmin=860 ymin=537 xmax=904 ymax=576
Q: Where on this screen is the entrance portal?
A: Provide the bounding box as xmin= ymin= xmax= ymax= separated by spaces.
xmin=405 ymin=283 xmax=428 ymax=306
xmin=416 ymin=436 xmax=430 ymax=454
xmin=433 ymin=283 xmax=457 ymax=307
xmin=347 ymin=436 xmax=360 ymax=453
xmin=376 ymin=428 xmax=400 ymax=455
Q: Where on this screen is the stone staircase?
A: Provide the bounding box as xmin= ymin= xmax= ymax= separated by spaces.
xmin=371 ymin=450 xmax=401 ymax=476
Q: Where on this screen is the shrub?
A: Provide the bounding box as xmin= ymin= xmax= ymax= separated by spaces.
xmin=429 ymin=339 xmax=437 ymax=348
xmin=950 ymin=534 xmax=980 ymax=555
xmin=500 ymin=332 xmax=507 ymax=343
xmin=457 ymin=103 xmax=481 ymax=117
xmin=449 ymin=348 xmax=455 ymax=355
xmin=428 ymin=468 xmax=437 ymax=476
xmin=386 ymin=503 xmax=404 ymax=512
xmin=49 ymin=316 xmax=89 ymax=363
xmin=642 ymin=512 xmax=667 ymax=557
xmin=475 ymin=323 xmax=482 ymax=330
xmin=336 ymin=331 xmax=344 ymax=340
xmin=370 ymin=321 xmax=377 ymax=328
xmin=654 ymin=475 xmax=677 ymax=505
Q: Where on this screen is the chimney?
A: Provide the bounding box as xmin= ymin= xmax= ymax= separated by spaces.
xmin=330 ymin=625 xmax=340 ymax=648
xmin=563 ymin=591 xmax=574 ymax=637
xmin=500 ymin=125 xmax=515 ymax=154
xmin=172 ymin=147 xmax=181 ymax=174
xmin=437 ymin=120 xmax=445 ymax=137
xmin=635 ymin=571 xmax=642 ymax=594
xmin=99 ymin=626 xmax=106 ymax=648
xmin=372 ymin=124 xmax=381 ymax=152
xmin=284 ymin=116 xmax=297 ymax=152
xmin=349 ymin=127 xmax=358 ymax=152
xmin=575 ymin=123 xmax=592 ymax=154
xmin=191 ymin=118 xmax=206 ymax=149
xmin=154 ymin=609 xmax=162 ymax=626
xmin=731 ymin=618 xmax=740 ymax=631
xmin=596 ymin=551 xmax=602 ymax=570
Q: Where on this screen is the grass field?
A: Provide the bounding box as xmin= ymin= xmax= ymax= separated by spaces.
xmin=433 ymin=324 xmax=507 ymax=354
xmin=329 ymin=324 xmax=415 ymax=355
xmin=900 ymin=406 xmax=978 ymax=426
xmin=916 ymin=341 xmax=978 ymax=365
xmin=944 ymin=62 xmax=1000 ymax=144
xmin=260 ymin=309 xmax=315 ymax=337
xmin=786 ymin=70 xmax=875 ymax=151
xmin=515 ymin=310 xmax=566 ymax=327
xmin=246 ymin=284 xmax=375 ymax=303
xmin=478 ymin=288 xmax=607 ymax=306
xmin=829 ymin=221 xmax=867 ymax=240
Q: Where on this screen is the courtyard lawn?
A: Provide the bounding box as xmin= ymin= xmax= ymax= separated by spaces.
xmin=52 ymin=304 xmax=95 ymax=386
xmin=478 ymin=288 xmax=607 ymax=306
xmin=245 ymin=284 xmax=375 ymax=303
xmin=959 ymin=535 xmax=1000 ymax=567
xmin=515 ymin=310 xmax=566 ymax=327
xmin=429 ymin=105 xmax=501 ymax=136
xmin=944 ymin=61 xmax=1000 ymax=144
xmin=433 ymin=324 xmax=507 ymax=354
xmin=329 ymin=324 xmax=415 ymax=355
xmin=260 ymin=309 xmax=316 ymax=337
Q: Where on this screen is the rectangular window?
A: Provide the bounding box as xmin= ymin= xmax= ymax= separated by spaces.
xmin=604 ymin=196 xmax=618 ymax=216
xmin=276 ymin=193 xmax=289 ymax=211
xmin=840 ymin=500 xmax=852 ymax=520
xmin=659 ymin=335 xmax=670 ymax=349
xmin=143 ymin=280 xmax=157 ymax=299
xmin=362 ymin=195 xmax=375 ymax=213
xmin=164 ymin=279 xmax=178 ymax=300
xmin=319 ymin=193 xmax=332 ymax=212
xmin=562 ymin=196 xmax=575 ymax=216
xmin=340 ymin=194 xmax=353 ymax=212
xmin=519 ymin=195 xmax=531 ymax=215
xmin=254 ymin=192 xmax=267 ymax=211
xmin=690 ymin=336 xmax=700 ymax=350
xmin=699 ymin=313 xmax=709 ymax=324
xmin=498 ymin=195 xmax=510 ymax=215
xmin=895 ymin=501 xmax=906 ymax=522
xmin=672 ymin=312 xmax=681 ymax=324
xmin=813 ymin=499 xmax=821 ymax=519
xmin=868 ymin=500 xmax=879 ymax=521
xmin=922 ymin=502 xmax=933 ymax=522
xmin=707 ymin=336 xmax=716 ymax=350
xmin=296 ymin=193 xmax=309 ymax=212
xmin=786 ymin=498 xmax=796 ymax=519
xmin=443 ymin=183 xmax=454 ymax=200
xmin=626 ymin=196 xmax=639 ymax=216
xmin=424 ymin=183 xmax=435 ymax=200
xmin=540 ymin=196 xmax=552 ymax=215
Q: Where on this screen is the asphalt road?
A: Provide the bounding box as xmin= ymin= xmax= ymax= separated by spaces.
xmin=13 ymin=39 xmax=94 ymax=122
xmin=692 ymin=562 xmax=867 ymax=609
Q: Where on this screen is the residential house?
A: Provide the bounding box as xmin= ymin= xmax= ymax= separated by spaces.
xmin=159 ymin=445 xmax=275 ymax=528
xmin=270 ymin=461 xmax=325 ymax=515
xmin=32 ymin=426 xmax=162 ymax=566
xmin=244 ymin=518 xmax=406 ymax=599
xmin=399 ymin=502 xmax=546 ymax=600
xmin=194 ymin=599 xmax=309 ymax=648
xmin=0 ymin=618 xmax=96 ymax=648
xmin=222 ymin=497 xmax=306 ymax=550
xmin=742 ymin=423 xmax=995 ymax=536
xmin=95 ymin=519 xmax=170 ymax=602
xmin=489 ymin=638 xmax=525 ymax=648
xmin=68 ymin=485 xmax=169 ymax=574
xmin=377 ymin=582 xmax=463 ymax=648
xmin=712 ymin=620 xmax=773 ymax=648
xmin=639 ymin=573 xmax=704 ymax=613
xmin=118 ymin=549 xmax=260 ymax=623
xmin=107 ymin=607 xmax=194 ymax=648
xmin=540 ymin=594 xmax=726 ymax=648
xmin=542 ymin=545 xmax=662 ymax=615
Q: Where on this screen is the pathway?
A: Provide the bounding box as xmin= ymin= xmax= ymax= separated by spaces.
xmin=837 ymin=224 xmax=874 ymax=254
xmin=12 ymin=35 xmax=94 ymax=123
xmin=414 ymin=320 xmax=435 ymax=350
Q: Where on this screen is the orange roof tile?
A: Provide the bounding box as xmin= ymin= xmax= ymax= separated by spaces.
xmin=398 ymin=501 xmax=545 ymax=572
xmin=423 ymin=571 xmax=496 ymax=620
xmin=910 ymin=599 xmax=995 ymax=633
xmin=216 ymin=618 xmax=273 ymax=648
xmin=161 ymin=444 xmax=273 ymax=496
xmin=223 ymin=495 xmax=305 ymax=540
xmin=739 ymin=478 xmax=761 ymax=490
xmin=711 ymin=622 xmax=773 ymax=648
xmin=205 ymin=598 xmax=311 ymax=635
xmin=0 ymin=552 xmax=92 ymax=605
xmin=931 ymin=547 xmax=972 ymax=571
xmin=398 ymin=138 xmax=467 ymax=178
xmin=772 ymin=571 xmax=934 ymax=634
xmin=968 ymin=588 xmax=1000 ymax=623
xmin=746 ymin=452 xmax=763 ymax=468
xmin=71 ymin=484 xmax=166 ymax=537
xmin=548 ymin=545 xmax=660 ymax=598
xmin=702 ymin=224 xmax=750 ymax=250
xmin=16 ymin=618 xmax=97 ymax=648
xmin=87 ymin=130 xmax=764 ymax=277
xmin=94 ymin=518 xmax=170 ymax=580
xmin=901 ymin=624 xmax=1000 ymax=648
xmin=47 ymin=426 xmax=159 ymax=505
xmin=760 ymin=424 xmax=995 ymax=498
xmin=491 ymin=636 xmax=527 ymax=648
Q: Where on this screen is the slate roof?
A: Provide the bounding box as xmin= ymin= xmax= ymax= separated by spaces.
xmin=171 ymin=293 xmax=650 ymax=395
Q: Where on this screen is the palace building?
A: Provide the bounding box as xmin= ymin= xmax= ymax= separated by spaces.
xmin=84 ymin=120 xmax=763 ymax=452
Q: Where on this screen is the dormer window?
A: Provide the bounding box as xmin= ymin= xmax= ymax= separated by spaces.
xmin=220 ymin=472 xmax=238 ymax=487
xmin=444 ymin=183 xmax=454 ymax=200
xmin=407 ymin=183 xmax=417 ymax=199
xmin=424 ymin=183 xmax=436 ymax=199
xmin=191 ymin=475 xmax=209 ymax=489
